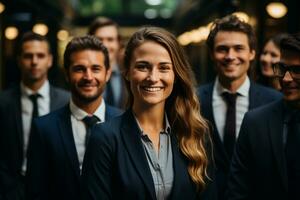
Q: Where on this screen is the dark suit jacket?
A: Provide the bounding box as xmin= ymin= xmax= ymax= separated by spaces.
xmin=197 ymin=82 xmax=282 ymax=200
xmin=104 ymin=67 xmax=128 ymax=109
xmin=81 ymin=110 xmax=217 ymax=200
xmin=227 ymin=100 xmax=288 ymax=200
xmin=25 ymin=104 xmax=122 ymax=200
xmin=0 ymin=85 xmax=69 ymax=200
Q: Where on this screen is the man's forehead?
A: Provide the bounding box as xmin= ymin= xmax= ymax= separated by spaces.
xmin=281 ymin=51 xmax=300 ymax=65
xmin=95 ymin=26 xmax=118 ymax=36
xmin=21 ymin=40 xmax=50 ymax=53
xmin=214 ymin=31 xmax=250 ymax=46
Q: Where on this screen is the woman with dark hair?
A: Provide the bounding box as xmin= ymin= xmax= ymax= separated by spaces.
xmin=257 ymin=33 xmax=288 ymax=90
xmin=80 ymin=26 xmax=215 ymax=200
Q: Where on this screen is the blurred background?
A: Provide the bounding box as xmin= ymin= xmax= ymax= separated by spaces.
xmin=0 ymin=0 xmax=299 ymax=89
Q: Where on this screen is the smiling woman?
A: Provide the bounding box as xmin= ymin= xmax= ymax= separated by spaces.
xmin=81 ymin=26 xmax=216 ymax=200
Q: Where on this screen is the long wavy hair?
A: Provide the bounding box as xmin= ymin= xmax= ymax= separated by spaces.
xmin=123 ymin=26 xmax=210 ymax=191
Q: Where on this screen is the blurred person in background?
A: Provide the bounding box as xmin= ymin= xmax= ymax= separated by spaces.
xmin=88 ymin=17 xmax=127 ymax=109
xmin=257 ymin=33 xmax=289 ymax=90
xmin=0 ymin=32 xmax=69 ymax=200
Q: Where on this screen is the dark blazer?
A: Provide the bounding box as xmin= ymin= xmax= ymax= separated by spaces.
xmin=227 ymin=100 xmax=287 ymax=200
xmin=81 ymin=110 xmax=217 ymax=200
xmin=197 ymin=82 xmax=282 ymax=200
xmin=25 ymin=104 xmax=122 ymax=200
xmin=104 ymin=67 xmax=128 ymax=109
xmin=0 ymin=85 xmax=69 ymax=200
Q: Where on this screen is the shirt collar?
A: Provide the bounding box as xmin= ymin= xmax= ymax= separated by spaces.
xmin=20 ymin=80 xmax=50 ymax=98
xmin=133 ymin=111 xmax=171 ymax=136
xmin=215 ymin=76 xmax=250 ymax=97
xmin=69 ymin=98 xmax=106 ymax=122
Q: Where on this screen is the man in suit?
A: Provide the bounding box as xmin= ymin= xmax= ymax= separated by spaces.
xmin=197 ymin=15 xmax=282 ymax=199
xmin=0 ymin=32 xmax=69 ymax=200
xmin=25 ymin=35 xmax=122 ymax=200
xmin=227 ymin=33 xmax=300 ymax=200
xmin=88 ymin=17 xmax=127 ymax=109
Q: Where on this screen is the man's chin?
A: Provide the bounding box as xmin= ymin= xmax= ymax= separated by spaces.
xmin=283 ymin=93 xmax=300 ymax=102
xmin=77 ymin=93 xmax=101 ymax=103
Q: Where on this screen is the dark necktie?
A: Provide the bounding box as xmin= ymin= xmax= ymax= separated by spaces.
xmin=285 ymin=111 xmax=300 ymax=199
xmin=29 ymin=94 xmax=40 ymax=130
xmin=223 ymin=92 xmax=238 ymax=159
xmin=82 ymin=115 xmax=100 ymax=147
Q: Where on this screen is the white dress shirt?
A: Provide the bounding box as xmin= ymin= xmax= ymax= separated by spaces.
xmin=21 ymin=80 xmax=50 ymax=174
xmin=212 ymin=76 xmax=250 ymax=141
xmin=69 ymin=98 xmax=105 ymax=171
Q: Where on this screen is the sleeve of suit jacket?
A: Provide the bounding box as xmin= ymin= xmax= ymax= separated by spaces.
xmin=227 ymin=113 xmax=253 ymax=200
xmin=80 ymin=124 xmax=115 ymax=200
xmin=25 ymin=119 xmax=50 ymax=200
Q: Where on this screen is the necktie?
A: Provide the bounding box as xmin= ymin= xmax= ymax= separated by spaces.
xmin=285 ymin=111 xmax=300 ymax=199
xmin=29 ymin=94 xmax=40 ymax=130
xmin=82 ymin=115 xmax=100 ymax=147
xmin=222 ymin=92 xmax=238 ymax=159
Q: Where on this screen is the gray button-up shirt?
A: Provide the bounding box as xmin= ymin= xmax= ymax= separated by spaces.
xmin=134 ymin=113 xmax=174 ymax=200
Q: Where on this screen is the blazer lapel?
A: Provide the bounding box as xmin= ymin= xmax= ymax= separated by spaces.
xmin=58 ymin=105 xmax=81 ymax=179
xmin=169 ymin=134 xmax=196 ymax=199
xmin=12 ymin=87 xmax=24 ymax=161
xmin=268 ymin=100 xmax=288 ymax=191
xmin=248 ymin=82 xmax=258 ymax=109
xmin=201 ymin=84 xmax=230 ymax=169
xmin=120 ymin=110 xmax=156 ymax=200
xmin=49 ymin=86 xmax=57 ymax=111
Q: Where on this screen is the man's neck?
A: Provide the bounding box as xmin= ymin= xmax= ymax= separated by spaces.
xmin=72 ymin=96 xmax=103 ymax=115
xmin=110 ymin=60 xmax=118 ymax=71
xmin=22 ymin=78 xmax=46 ymax=92
xmin=219 ymin=75 xmax=247 ymax=93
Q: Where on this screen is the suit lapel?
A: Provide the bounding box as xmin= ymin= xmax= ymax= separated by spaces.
xmin=120 ymin=110 xmax=156 ymax=200
xmin=12 ymin=87 xmax=24 ymax=161
xmin=268 ymin=100 xmax=288 ymax=191
xmin=58 ymin=105 xmax=81 ymax=179
xmin=248 ymin=82 xmax=258 ymax=109
xmin=169 ymin=134 xmax=196 ymax=199
xmin=201 ymin=84 xmax=230 ymax=168
xmin=49 ymin=86 xmax=58 ymax=111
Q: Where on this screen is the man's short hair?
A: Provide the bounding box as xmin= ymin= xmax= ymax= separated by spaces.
xmin=206 ymin=14 xmax=256 ymax=51
xmin=280 ymin=33 xmax=300 ymax=54
xmin=63 ymin=35 xmax=110 ymax=71
xmin=87 ymin=17 xmax=120 ymax=40
xmin=17 ymin=31 xmax=51 ymax=55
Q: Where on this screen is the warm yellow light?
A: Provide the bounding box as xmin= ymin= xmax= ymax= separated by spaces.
xmin=57 ymin=29 xmax=69 ymax=41
xmin=32 ymin=23 xmax=49 ymax=36
xmin=266 ymin=2 xmax=287 ymax=19
xmin=178 ymin=33 xmax=191 ymax=46
xmin=232 ymin=12 xmax=250 ymax=23
xmin=5 ymin=26 xmax=19 ymax=40
xmin=0 ymin=2 xmax=5 ymax=14
xmin=178 ymin=24 xmax=211 ymax=46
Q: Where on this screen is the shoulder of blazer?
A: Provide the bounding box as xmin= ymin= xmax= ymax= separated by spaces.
xmin=249 ymin=82 xmax=283 ymax=100
xmin=49 ymin=85 xmax=70 ymax=110
xmin=197 ymin=83 xmax=214 ymax=96
xmin=0 ymin=86 xmax=20 ymax=104
xmin=105 ymin=105 xmax=124 ymax=120
xmin=35 ymin=105 xmax=69 ymax=127
xmin=245 ymin=99 xmax=283 ymax=121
